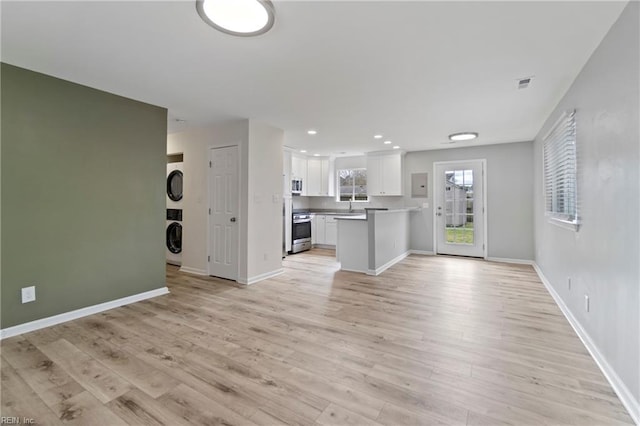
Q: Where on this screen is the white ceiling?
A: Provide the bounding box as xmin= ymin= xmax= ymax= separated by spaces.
xmin=1 ymin=1 xmax=627 ymax=156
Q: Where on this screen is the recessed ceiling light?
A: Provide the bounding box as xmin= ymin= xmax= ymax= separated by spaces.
xmin=384 ymin=140 xmax=392 ymax=145
xmin=307 ymin=130 xmax=317 ymax=135
xmin=313 ymin=153 xmax=320 ymax=157
xmin=300 ymin=149 xmax=307 ymax=153
xmin=196 ymin=0 xmax=275 ymax=37
xmin=392 ymin=146 xmax=400 ymax=150
xmin=448 ymin=132 xmax=478 ymax=142
xmin=374 ymin=135 xmax=383 ymax=139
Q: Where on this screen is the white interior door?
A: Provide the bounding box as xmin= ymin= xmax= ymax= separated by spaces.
xmin=209 ymin=146 xmax=239 ymax=280
xmin=434 ymin=160 xmax=485 ymax=257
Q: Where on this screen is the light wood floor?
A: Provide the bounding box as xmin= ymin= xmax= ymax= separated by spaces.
xmin=1 ymin=249 xmax=633 ymax=425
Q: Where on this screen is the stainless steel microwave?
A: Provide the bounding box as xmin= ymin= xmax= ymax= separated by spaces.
xmin=291 ymin=179 xmax=303 ymax=194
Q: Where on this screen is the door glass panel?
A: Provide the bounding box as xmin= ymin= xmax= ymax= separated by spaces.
xmin=444 ymin=169 xmax=474 ymax=245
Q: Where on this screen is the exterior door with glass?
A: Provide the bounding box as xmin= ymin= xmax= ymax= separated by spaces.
xmin=434 ymin=160 xmax=485 ymax=257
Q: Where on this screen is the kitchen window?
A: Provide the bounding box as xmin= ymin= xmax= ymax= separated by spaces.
xmin=338 ymin=168 xmax=368 ymax=202
xmin=543 ymin=109 xmax=579 ymax=230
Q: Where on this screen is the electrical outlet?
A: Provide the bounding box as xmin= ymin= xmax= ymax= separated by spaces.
xmin=584 ymin=294 xmax=590 ymax=312
xmin=567 ymin=277 xmax=571 ymax=291
xmin=22 ymin=286 xmax=36 ymax=303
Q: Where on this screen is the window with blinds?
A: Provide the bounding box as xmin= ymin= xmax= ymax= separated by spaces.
xmin=543 ymin=110 xmax=578 ymax=229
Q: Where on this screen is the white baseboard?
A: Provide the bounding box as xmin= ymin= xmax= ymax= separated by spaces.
xmin=0 ymin=287 xmax=170 ymax=340
xmin=238 ymin=268 xmax=285 ymax=286
xmin=340 ymin=267 xmax=368 ymax=274
xmin=179 ymin=266 xmax=208 ymax=276
xmin=487 ymin=257 xmax=535 ymax=265
xmin=533 ymin=263 xmax=639 ymax=425
xmin=410 ymin=250 xmax=435 ymax=256
xmin=367 ymin=251 xmax=410 ymax=276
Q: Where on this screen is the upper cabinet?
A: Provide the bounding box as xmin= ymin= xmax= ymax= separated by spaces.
xmin=291 ymin=154 xmax=307 ymax=181
xmin=306 ymin=158 xmax=334 ymax=196
xmin=286 ymin=151 xmax=334 ymax=197
xmin=283 ymin=150 xmax=292 ymax=196
xmin=367 ymin=152 xmax=404 ymax=196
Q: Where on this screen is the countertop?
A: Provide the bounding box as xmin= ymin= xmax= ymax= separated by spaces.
xmin=334 ymin=214 xmax=367 ymax=220
xmin=293 ymin=209 xmax=365 ymax=216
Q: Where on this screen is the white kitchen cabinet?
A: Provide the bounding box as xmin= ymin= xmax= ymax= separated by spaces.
xmin=291 ymin=154 xmax=308 ymax=195
xmin=367 ymin=153 xmax=403 ymax=196
xmin=306 ymin=158 xmax=334 ymax=197
xmin=325 ymin=216 xmax=337 ymax=245
xmin=315 ymin=214 xmax=326 ymax=244
xmin=283 ymin=150 xmax=292 ymax=196
xmin=313 ymin=214 xmax=337 ymax=247
xmin=311 ymin=214 xmax=317 ymax=244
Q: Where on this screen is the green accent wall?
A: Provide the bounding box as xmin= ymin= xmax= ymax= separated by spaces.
xmin=1 ymin=63 xmax=167 ymax=328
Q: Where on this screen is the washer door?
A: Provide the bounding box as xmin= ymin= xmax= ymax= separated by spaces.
xmin=167 ymin=170 xmax=183 ymax=201
xmin=166 ymin=222 xmax=182 ymax=254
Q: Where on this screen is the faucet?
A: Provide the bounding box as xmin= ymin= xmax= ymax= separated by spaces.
xmin=349 ymin=201 xmax=353 ymax=213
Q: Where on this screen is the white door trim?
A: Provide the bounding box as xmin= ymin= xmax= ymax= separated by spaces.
xmin=432 ymin=159 xmax=487 ymax=259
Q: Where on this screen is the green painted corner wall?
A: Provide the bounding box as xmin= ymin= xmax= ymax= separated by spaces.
xmin=1 ymin=63 xmax=167 ymax=328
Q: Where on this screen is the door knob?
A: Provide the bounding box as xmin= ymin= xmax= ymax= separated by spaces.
xmin=230 ymin=217 xmax=236 ymax=222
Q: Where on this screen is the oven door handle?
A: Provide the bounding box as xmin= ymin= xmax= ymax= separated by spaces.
xmin=293 ymin=220 xmax=311 ymax=224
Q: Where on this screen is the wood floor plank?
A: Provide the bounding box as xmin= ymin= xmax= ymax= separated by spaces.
xmin=1 ymin=336 xmax=86 ymax=409
xmin=50 ymin=322 xmax=179 ymax=398
xmin=1 ymin=250 xmax=633 ymax=425
xmin=37 ymin=338 xmax=132 ymax=404
xmin=376 ymin=402 xmax=455 ymax=426
xmin=315 ymin=402 xmax=384 ymax=426
xmin=106 ymin=389 xmax=191 ymax=426
xmin=157 ymin=383 xmax=258 ymax=426
xmin=0 ymin=357 xmax=64 ymax=425
xmin=52 ymin=390 xmax=128 ymax=426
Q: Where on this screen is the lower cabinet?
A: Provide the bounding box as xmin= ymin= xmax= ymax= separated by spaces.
xmin=313 ymin=214 xmax=337 ymax=247
xmin=311 ymin=214 xmax=317 ymax=245
xmin=325 ymin=216 xmax=337 ymax=246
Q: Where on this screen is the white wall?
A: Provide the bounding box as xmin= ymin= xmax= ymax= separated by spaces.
xmin=167 ymin=119 xmax=284 ymax=283
xmin=167 ymin=120 xmax=249 ymax=275
xmin=246 ymin=121 xmax=284 ymax=281
xmin=404 ymin=142 xmax=535 ymax=260
xmin=533 ymin=1 xmax=639 ymax=416
xmin=303 ymin=143 xmax=534 ymax=260
xmin=369 ymin=210 xmax=411 ymax=272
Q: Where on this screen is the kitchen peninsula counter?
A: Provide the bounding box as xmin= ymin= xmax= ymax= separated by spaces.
xmin=335 ymin=208 xmax=419 ymax=275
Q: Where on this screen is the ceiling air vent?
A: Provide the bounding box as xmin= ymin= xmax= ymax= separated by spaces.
xmin=517 ymin=77 xmax=533 ymax=89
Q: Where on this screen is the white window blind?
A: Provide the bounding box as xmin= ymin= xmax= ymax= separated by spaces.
xmin=543 ymin=110 xmax=578 ymax=228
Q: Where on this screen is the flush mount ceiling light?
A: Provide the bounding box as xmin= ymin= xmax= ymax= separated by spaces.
xmin=384 ymin=140 xmax=392 ymax=145
xmin=307 ymin=130 xmax=317 ymax=135
xmin=300 ymin=149 xmax=307 ymax=153
xmin=448 ymin=132 xmax=478 ymax=142
xmin=196 ymin=0 xmax=275 ymax=37
xmin=392 ymin=145 xmax=400 ymax=150
xmin=374 ymin=135 xmax=383 ymax=139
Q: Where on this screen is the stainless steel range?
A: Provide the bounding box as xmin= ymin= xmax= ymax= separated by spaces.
xmin=291 ymin=212 xmax=312 ymax=253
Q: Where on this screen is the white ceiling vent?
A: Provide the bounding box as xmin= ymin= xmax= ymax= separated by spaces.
xmin=517 ymin=77 xmax=534 ymax=89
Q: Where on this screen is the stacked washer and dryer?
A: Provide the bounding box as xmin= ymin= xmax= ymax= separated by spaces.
xmin=166 ymin=160 xmax=183 ymax=265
